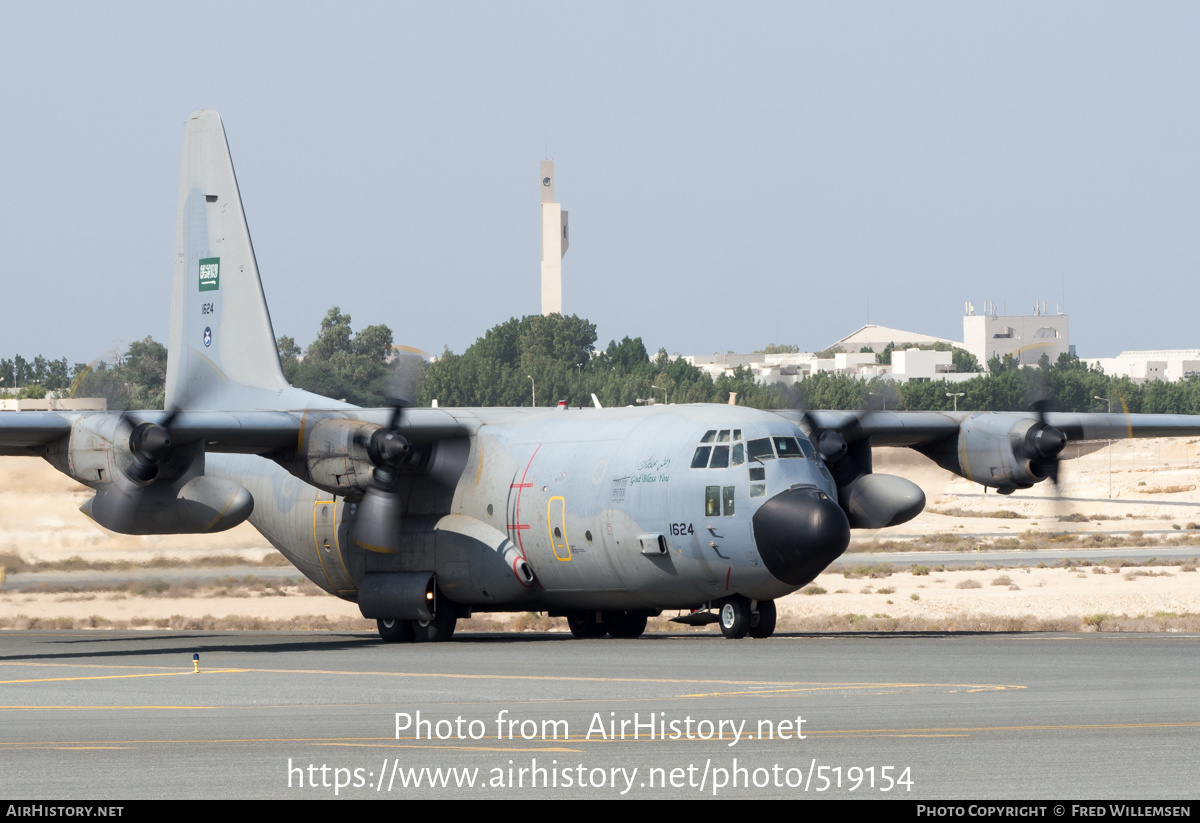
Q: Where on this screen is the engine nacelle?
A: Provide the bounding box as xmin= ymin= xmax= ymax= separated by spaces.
xmin=42 ymin=413 xmax=253 ymax=534
xmin=840 ymin=473 xmax=926 ymax=529
xmin=916 ymin=413 xmax=1067 ymax=494
xmin=302 ymin=418 xmax=379 ymax=495
xmin=81 ymin=476 xmax=253 ymax=534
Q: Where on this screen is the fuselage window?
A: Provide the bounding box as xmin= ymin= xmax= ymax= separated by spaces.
xmin=709 ymin=445 xmax=730 ymax=468
xmin=691 ymin=446 xmax=712 ymax=469
xmin=773 ymin=437 xmax=806 ymax=458
xmin=731 ymin=443 xmax=745 ymax=466
xmin=750 ymin=483 xmax=766 ymax=498
xmin=705 ymin=486 xmax=721 ymax=516
xmin=747 ymin=438 xmax=775 ymax=461
xmin=700 ymin=430 xmax=717 ymax=444
xmin=722 ymin=486 xmax=735 ymax=516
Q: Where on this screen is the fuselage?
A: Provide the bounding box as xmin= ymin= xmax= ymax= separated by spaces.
xmin=215 ymin=404 xmax=848 ymax=614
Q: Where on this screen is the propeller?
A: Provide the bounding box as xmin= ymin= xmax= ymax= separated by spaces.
xmin=350 ymin=358 xmax=421 ymax=552
xmin=792 ymin=384 xmax=882 ymax=478
xmin=1020 ymin=369 xmax=1070 ymax=519
xmin=1027 ymin=397 xmax=1068 ymax=486
xmin=123 ymin=407 xmax=181 ymax=485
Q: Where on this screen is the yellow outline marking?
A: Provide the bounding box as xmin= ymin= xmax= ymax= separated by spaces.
xmin=547 ymin=496 xmax=571 ymax=561
xmin=313 ymin=497 xmax=354 ymax=594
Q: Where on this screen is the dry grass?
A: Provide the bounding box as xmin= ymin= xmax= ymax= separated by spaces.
xmin=927 ymin=507 xmax=1025 ymax=519
xmin=956 ymin=579 xmax=983 ymax=589
xmin=13 ymin=575 xmax=318 ymax=598
xmin=5 ymin=608 xmax=1200 ymax=634
xmin=849 ymin=531 xmax=1200 ymax=554
xmin=0 ymin=553 xmax=290 ymax=576
xmin=1135 ymin=484 xmax=1196 ymax=495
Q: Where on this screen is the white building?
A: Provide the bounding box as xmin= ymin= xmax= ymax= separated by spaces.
xmin=1086 ymin=350 xmax=1200 ymax=383
xmin=827 ymin=324 xmax=958 ymax=353
xmin=681 ymin=347 xmax=979 ymax=386
xmin=961 ymin=301 xmax=1070 ymax=367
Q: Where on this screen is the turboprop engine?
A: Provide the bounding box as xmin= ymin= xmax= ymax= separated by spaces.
xmin=44 ymin=413 xmax=252 ymax=534
xmin=915 ymin=412 xmax=1067 ymax=494
xmin=803 ymin=422 xmax=926 ymax=530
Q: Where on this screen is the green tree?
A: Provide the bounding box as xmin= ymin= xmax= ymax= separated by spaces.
xmin=287 ymin=308 xmax=399 ymax=407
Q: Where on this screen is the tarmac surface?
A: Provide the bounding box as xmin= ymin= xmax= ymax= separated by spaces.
xmin=1 ymin=630 xmax=1197 ymax=799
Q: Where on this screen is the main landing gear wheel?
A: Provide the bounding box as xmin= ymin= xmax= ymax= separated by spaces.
xmin=413 ymin=608 xmax=457 ymax=643
xmin=377 ymin=618 xmax=415 ymax=643
xmin=748 ymin=599 xmax=777 ymax=639
xmin=567 ymin=611 xmax=607 ymax=639
xmin=719 ymin=595 xmax=752 ymax=639
xmin=603 ymin=611 xmax=647 ymax=639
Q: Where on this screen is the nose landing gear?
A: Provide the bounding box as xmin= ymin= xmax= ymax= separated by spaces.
xmin=719 ymin=595 xmax=776 ymax=639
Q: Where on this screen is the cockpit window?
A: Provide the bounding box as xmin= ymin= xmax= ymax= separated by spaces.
xmin=700 ymin=430 xmax=717 ymax=444
xmin=709 ymin=445 xmax=730 ymax=468
xmin=716 ymin=430 xmax=730 ymax=443
xmin=731 ymin=442 xmax=745 ymax=466
xmin=773 ymin=437 xmax=808 ymax=458
xmin=747 ymin=438 xmax=775 ymax=461
xmin=691 ymin=447 xmax=712 ymax=469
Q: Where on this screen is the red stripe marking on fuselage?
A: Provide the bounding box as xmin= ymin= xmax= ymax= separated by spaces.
xmin=725 ymin=567 xmax=731 ymax=590
xmin=512 ymin=443 xmax=543 ymax=558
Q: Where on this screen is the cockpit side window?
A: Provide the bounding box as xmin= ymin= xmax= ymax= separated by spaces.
xmin=731 ymin=443 xmax=745 ymax=466
xmin=705 ymin=486 xmax=721 ymax=516
xmin=747 ymin=438 xmax=775 ymax=461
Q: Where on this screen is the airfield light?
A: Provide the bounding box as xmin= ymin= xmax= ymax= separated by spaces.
xmin=193 ymin=653 xmax=200 ymax=674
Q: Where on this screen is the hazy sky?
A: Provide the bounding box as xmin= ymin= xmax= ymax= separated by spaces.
xmin=3 ymin=2 xmax=1198 ymax=367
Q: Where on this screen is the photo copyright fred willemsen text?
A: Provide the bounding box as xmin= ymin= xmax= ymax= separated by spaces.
xmin=285 ymin=710 xmax=913 ymax=795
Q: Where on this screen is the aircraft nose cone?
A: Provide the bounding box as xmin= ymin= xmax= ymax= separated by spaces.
xmin=752 ymin=486 xmax=850 ymax=587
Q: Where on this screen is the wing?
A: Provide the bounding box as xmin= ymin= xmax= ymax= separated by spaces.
xmin=0 ymin=412 xmax=74 ymax=456
xmin=779 ymin=409 xmax=1200 ymax=447
xmin=776 ymin=408 xmax=1200 ymax=496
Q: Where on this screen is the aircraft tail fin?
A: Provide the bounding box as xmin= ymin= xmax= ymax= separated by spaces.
xmin=165 ymin=110 xmax=343 ymax=411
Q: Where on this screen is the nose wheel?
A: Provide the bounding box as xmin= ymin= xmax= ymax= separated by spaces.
xmin=719 ymin=596 xmax=776 ymax=639
xmin=748 ymin=599 xmax=776 ymax=639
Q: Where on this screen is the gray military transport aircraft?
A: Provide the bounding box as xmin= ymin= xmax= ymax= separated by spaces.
xmin=4 ymin=110 xmax=1200 ymax=643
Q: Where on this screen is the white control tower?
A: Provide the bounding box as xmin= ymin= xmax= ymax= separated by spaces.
xmin=540 ymin=160 xmax=569 ymax=315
